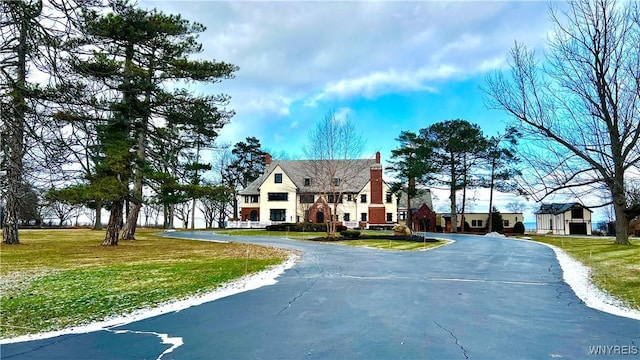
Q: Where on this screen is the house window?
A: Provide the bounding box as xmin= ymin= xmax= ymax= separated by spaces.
xmin=571 ymin=207 xmax=583 ymax=219
xmin=268 ymin=192 xmax=288 ymax=201
xmin=333 ymin=178 xmax=340 ymax=186
xmin=270 ymin=209 xmax=286 ymax=221
xmin=472 ymin=220 xmax=483 ymax=227
xmin=361 ymin=213 xmax=367 ymax=221
xmin=347 ymin=194 xmax=353 ymax=201
xmin=244 ymin=195 xmax=258 ymax=203
xmin=360 ymin=194 xmax=367 ymax=203
xmin=344 ymin=213 xmax=350 ymax=221
xmin=327 ymin=194 xmax=342 ymax=203
xmin=386 ymin=213 xmax=393 ymax=222
xmin=386 ymin=193 xmax=392 ymax=203
xmin=400 ymin=212 xmax=406 ymax=221
xmin=503 ymin=220 xmax=510 ymax=227
xmin=304 ymin=178 xmax=311 ymax=186
xmin=300 ymin=194 xmax=314 ymax=203
xmin=274 ymin=173 xmax=283 ymax=183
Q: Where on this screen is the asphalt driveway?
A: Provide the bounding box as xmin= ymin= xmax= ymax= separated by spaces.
xmin=2 ymin=232 xmax=638 ymax=359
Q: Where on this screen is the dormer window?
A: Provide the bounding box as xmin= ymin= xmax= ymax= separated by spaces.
xmin=304 ymin=178 xmax=311 ymax=186
xmin=274 ymin=173 xmax=282 ymax=183
xmin=333 ymin=178 xmax=340 ymax=186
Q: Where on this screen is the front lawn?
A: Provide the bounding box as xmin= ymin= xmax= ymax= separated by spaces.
xmin=527 ymin=235 xmax=640 ymax=310
xmin=0 ymin=229 xmax=290 ymax=339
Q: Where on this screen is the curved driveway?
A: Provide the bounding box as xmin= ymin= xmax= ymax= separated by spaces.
xmin=2 ymin=232 xmax=639 ymax=359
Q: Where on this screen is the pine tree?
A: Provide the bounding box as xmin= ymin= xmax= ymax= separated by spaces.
xmin=72 ymin=1 xmax=237 ymax=243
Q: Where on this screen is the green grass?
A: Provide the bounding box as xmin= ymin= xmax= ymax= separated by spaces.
xmin=527 ymin=235 xmax=640 ymax=310
xmin=335 ymin=239 xmax=448 ymax=251
xmin=214 ymin=228 xmax=393 ymax=239
xmin=0 ymin=229 xmax=290 ymax=339
xmin=215 ymin=229 xmax=448 ymax=251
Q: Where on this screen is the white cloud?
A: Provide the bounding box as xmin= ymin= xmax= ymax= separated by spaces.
xmin=319 ymin=68 xmax=441 ymax=100
xmin=242 ymin=95 xmax=292 ymax=117
xmin=138 ymin=0 xmax=554 ymax=155
xmin=333 ymin=107 xmax=353 ymax=123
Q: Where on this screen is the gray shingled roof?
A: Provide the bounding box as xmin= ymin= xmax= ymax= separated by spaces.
xmin=239 ymin=159 xmax=378 ymax=195
xmin=535 ymin=202 xmax=592 ymax=215
xmin=397 ymin=189 xmax=433 ymax=210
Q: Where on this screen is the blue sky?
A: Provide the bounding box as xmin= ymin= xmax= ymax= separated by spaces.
xmin=138 ymin=1 xmax=587 ymax=223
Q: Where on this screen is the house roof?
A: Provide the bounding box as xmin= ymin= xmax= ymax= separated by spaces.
xmin=239 ymin=158 xmax=378 ymax=196
xmin=535 ymin=202 xmax=592 ymax=215
xmin=397 ymin=189 xmax=433 ymax=210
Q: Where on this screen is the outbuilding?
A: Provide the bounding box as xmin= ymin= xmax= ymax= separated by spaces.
xmin=535 ymin=203 xmax=592 ymax=235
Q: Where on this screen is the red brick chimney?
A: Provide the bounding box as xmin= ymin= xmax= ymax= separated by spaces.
xmin=265 ymin=153 xmax=272 ymax=165
xmin=369 ymin=152 xmax=385 ymax=224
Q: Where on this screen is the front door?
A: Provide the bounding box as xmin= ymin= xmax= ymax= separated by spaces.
xmin=316 ymin=211 xmax=324 ymax=223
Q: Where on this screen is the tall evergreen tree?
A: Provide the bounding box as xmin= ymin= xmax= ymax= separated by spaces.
xmin=222 ymin=136 xmax=266 ymax=219
xmin=481 ymin=128 xmax=522 ymax=232
xmin=388 ymin=131 xmax=433 ymax=228
xmin=419 ymin=120 xmax=487 ymax=233
xmin=73 ymin=1 xmax=237 ymax=243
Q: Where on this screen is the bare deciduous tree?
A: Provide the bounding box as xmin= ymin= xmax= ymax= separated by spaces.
xmin=1 ymin=0 xmax=96 ymax=244
xmin=303 ymin=111 xmax=367 ymax=238
xmin=485 ymin=0 xmax=639 ymax=245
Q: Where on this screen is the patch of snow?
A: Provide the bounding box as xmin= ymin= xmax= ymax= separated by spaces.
xmin=109 ymin=329 xmax=183 ymax=360
xmin=517 ymin=239 xmax=640 ymax=320
xmin=418 ymin=239 xmax=455 ymax=251
xmin=484 ymin=232 xmax=506 ymax=238
xmin=0 ymin=254 xmax=299 ymax=344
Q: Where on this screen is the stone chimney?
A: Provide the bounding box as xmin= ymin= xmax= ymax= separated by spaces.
xmin=265 ymin=153 xmax=272 ymax=165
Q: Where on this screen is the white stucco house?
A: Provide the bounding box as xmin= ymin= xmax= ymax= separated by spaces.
xmin=236 ymin=152 xmax=398 ymax=229
xmin=535 ymin=203 xmax=593 ymax=235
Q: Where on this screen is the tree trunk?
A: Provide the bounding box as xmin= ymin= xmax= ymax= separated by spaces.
xmin=2 ymin=197 xmax=20 ymax=245
xmin=612 ymin=191 xmax=630 ymax=245
xmin=461 ymin=180 xmax=467 ymax=232
xmin=488 ymin=159 xmax=496 ymax=233
xmin=449 ymin=154 xmax=457 ymax=233
xmin=407 ymin=177 xmax=415 ymax=230
xmin=102 ymin=200 xmax=123 ymax=246
xmin=231 ymin=190 xmax=238 ymax=220
xmin=121 ymin=201 xmax=141 ymax=240
xmin=93 ymin=200 xmax=103 ymax=230
xmin=449 ymin=190 xmax=457 ymax=233
xmin=168 ymin=204 xmax=174 ymax=228
xmin=190 ymin=198 xmax=196 ymax=229
xmin=2 ymin=3 xmax=32 ymax=245
xmin=121 ymin=150 xmax=144 ymax=239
